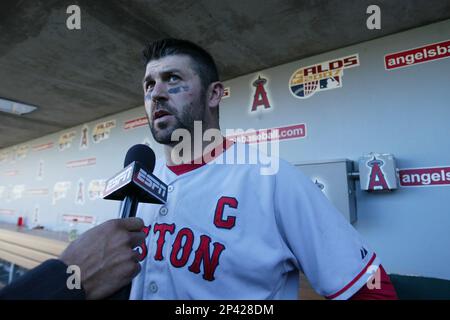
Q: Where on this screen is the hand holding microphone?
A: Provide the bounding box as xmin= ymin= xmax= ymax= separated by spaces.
xmin=101 ymin=144 xmax=168 ymax=299
xmin=59 ymin=217 xmax=145 ymax=300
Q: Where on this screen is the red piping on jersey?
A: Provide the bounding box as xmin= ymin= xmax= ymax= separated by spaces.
xmin=349 ymin=265 xmax=398 ymax=300
xmin=167 ymin=138 xmax=235 ymax=176
xmin=325 ymin=253 xmax=377 ymax=300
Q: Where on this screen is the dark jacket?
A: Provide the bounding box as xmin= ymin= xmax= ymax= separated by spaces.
xmin=0 ymin=259 xmax=85 ymax=300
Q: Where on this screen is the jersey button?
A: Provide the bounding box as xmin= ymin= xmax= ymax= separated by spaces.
xmin=167 ymin=185 xmax=174 ymax=193
xmin=159 ymin=206 xmax=168 ymax=216
xmin=149 ymin=281 xmax=158 ymax=293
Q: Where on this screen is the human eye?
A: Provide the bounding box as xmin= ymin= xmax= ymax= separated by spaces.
xmin=144 ymin=80 xmax=155 ymax=92
xmin=168 ymin=74 xmax=181 ymax=83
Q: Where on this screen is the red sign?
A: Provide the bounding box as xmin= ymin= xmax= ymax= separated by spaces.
xmin=0 ymin=209 xmax=15 ymax=216
xmin=399 ymin=166 xmax=450 ymax=187
xmin=62 ymin=214 xmax=95 ymax=224
xmin=32 ymin=142 xmax=54 ymax=152
xmin=25 ymin=188 xmax=49 ymax=196
xmin=66 ymin=158 xmax=96 ymax=168
xmin=124 ymin=117 xmax=149 ymax=130
xmin=385 ymin=39 xmax=450 ymax=70
xmin=4 ymin=170 xmax=19 ymax=176
xmin=227 ymin=123 xmax=306 ymax=144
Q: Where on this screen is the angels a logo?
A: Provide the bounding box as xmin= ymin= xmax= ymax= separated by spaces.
xmin=251 ymin=76 xmax=271 ymax=112
xmin=314 ymin=179 xmax=325 ymax=191
xmin=289 ymin=54 xmax=360 ymax=99
xmin=80 ymin=125 xmax=89 ymax=150
xmin=366 ymin=157 xmax=390 ymax=191
xmin=37 ymin=160 xmax=44 ymax=180
xmin=76 ymin=179 xmax=85 ymax=205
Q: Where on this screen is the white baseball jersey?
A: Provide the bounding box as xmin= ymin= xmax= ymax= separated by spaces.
xmin=130 ymin=141 xmax=380 ymax=300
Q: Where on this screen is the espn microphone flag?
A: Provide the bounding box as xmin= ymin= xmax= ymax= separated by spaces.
xmin=103 ymin=161 xmax=167 ymax=204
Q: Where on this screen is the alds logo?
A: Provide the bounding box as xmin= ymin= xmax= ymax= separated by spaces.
xmin=289 ymin=54 xmax=360 ymax=99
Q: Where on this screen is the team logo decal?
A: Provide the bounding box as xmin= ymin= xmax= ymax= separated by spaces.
xmin=80 ymin=125 xmax=89 ymax=150
xmin=93 ymin=120 xmax=116 ymax=143
xmin=88 ymin=179 xmax=106 ymax=200
xmin=15 ymin=145 xmax=29 ymax=160
xmin=222 ymin=87 xmax=230 ymax=99
xmin=0 ymin=151 xmax=9 ymax=164
xmin=366 ymin=157 xmax=390 ymax=191
xmin=12 ymin=185 xmax=26 ymax=200
xmin=289 ymin=54 xmax=360 ymax=99
xmin=251 ymin=75 xmax=271 ymax=112
xmin=59 ymin=131 xmax=76 ymax=151
xmin=314 ymin=179 xmax=325 ymax=191
xmin=52 ymin=181 xmax=72 ymax=205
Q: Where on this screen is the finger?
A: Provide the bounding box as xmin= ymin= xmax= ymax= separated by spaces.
xmin=119 ymin=217 xmax=145 ymax=231
xmin=128 ymin=231 xmax=147 ymax=248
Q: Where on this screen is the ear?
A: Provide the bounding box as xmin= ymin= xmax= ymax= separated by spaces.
xmin=206 ymin=81 xmax=224 ymax=110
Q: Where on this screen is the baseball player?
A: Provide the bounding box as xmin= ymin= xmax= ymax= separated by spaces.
xmin=130 ymin=39 xmax=397 ymax=300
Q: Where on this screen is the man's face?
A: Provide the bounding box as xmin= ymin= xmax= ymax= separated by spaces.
xmin=143 ymin=54 xmax=206 ymax=145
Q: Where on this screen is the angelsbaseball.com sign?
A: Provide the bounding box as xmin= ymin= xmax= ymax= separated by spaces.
xmin=385 ymin=39 xmax=450 ymax=70
xmin=399 ymin=166 xmax=450 ymax=187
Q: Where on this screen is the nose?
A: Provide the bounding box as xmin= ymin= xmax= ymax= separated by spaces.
xmin=150 ymin=81 xmax=169 ymax=103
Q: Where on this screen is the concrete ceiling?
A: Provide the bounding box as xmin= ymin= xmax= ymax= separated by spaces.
xmin=0 ymin=0 xmax=449 ymax=149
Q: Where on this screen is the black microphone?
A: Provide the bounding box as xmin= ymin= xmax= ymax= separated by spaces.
xmin=103 ymin=144 xmax=167 ymax=219
xmin=102 ymin=144 xmax=167 ymax=300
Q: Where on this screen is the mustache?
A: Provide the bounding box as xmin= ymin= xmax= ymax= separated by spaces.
xmin=152 ymin=101 xmax=177 ymax=117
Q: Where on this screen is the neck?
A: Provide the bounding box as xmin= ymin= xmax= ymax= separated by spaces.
xmin=164 ymin=123 xmax=223 ymax=166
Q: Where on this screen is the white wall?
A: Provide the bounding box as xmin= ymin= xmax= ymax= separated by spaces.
xmin=1 ymin=19 xmax=449 ymax=279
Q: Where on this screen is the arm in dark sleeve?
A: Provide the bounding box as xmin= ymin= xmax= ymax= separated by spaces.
xmin=0 ymin=259 xmax=86 ymax=300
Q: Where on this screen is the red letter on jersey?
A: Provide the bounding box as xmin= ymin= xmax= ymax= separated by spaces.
xmin=170 ymin=228 xmax=194 ymax=268
xmin=153 ymin=223 xmax=175 ymax=261
xmin=188 ymin=235 xmax=225 ymax=281
xmin=214 ymin=196 xmax=238 ymax=229
xmin=136 ymin=225 xmax=151 ymax=261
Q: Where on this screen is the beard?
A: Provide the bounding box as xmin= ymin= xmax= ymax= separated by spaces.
xmin=148 ymin=94 xmax=206 ymax=145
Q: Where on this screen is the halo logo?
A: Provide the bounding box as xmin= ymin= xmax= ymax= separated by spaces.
xmin=366 ymin=157 xmax=389 ymax=191
xmin=251 ymin=75 xmax=271 ymax=112
xmin=289 ymin=54 xmax=360 ymax=99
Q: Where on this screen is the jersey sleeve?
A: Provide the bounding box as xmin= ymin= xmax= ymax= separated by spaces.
xmin=273 ymin=159 xmax=380 ymax=300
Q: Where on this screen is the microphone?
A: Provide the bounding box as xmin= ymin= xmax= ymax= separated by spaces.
xmin=103 ymin=144 xmax=168 ymax=219
xmin=102 ymin=144 xmax=167 ymax=300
